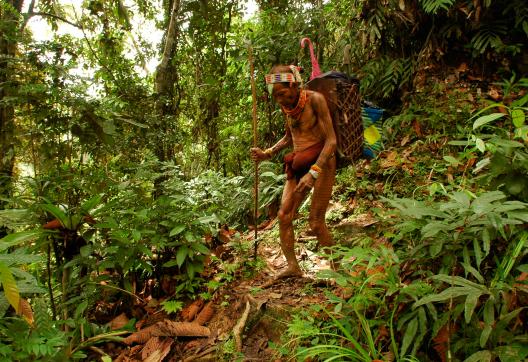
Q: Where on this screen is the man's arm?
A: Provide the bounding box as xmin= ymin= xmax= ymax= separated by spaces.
xmin=311 ymin=92 xmax=337 ymax=169
xmin=266 ymin=125 xmax=292 ymax=157
xmin=250 ymin=122 xmax=292 ymax=162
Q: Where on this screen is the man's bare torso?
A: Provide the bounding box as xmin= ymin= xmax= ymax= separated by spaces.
xmin=288 ymin=90 xmax=326 ymax=152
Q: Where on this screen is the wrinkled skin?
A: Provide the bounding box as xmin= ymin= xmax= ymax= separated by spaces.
xmin=251 ymin=68 xmax=337 ymax=284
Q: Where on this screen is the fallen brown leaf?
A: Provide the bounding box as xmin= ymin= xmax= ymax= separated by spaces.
xmin=181 ymin=299 xmax=204 ymax=322
xmin=110 ymin=313 xmax=129 ymax=331
xmin=123 ymin=320 xmax=210 ymax=345
xmin=194 ymin=301 xmax=215 ymax=326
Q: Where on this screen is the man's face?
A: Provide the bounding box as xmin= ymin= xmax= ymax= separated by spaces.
xmin=272 ymin=83 xmax=299 ymax=108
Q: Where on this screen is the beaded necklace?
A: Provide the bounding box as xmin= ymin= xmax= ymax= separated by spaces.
xmin=281 ymin=89 xmax=308 ymax=127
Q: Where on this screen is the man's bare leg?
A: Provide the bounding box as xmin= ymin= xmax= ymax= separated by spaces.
xmin=309 ymin=157 xmax=336 ymax=262
xmin=262 ymin=178 xmax=308 ymax=287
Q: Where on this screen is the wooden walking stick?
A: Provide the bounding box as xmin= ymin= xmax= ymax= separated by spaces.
xmin=248 ymin=44 xmax=259 ymax=260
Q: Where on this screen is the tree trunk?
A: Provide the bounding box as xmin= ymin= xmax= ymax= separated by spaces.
xmin=0 ymin=1 xmax=23 ymax=227
xmin=154 ymin=0 xmax=181 ymax=163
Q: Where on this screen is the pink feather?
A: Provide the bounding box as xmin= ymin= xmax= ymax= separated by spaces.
xmin=300 ymin=37 xmax=322 ymax=80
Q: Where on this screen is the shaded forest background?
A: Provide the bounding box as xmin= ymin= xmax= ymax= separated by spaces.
xmin=0 ymin=0 xmax=527 ymax=361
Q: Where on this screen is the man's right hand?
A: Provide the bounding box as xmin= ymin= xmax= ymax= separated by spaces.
xmin=250 ymin=147 xmax=270 ymax=162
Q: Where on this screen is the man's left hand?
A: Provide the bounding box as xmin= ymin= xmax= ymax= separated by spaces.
xmin=295 ymin=173 xmax=315 ymax=193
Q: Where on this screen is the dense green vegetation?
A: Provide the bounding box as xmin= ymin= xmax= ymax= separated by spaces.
xmin=0 ymin=0 xmax=527 ymax=361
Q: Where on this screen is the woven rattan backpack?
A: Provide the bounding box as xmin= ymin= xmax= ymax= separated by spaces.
xmin=305 ymin=71 xmax=364 ymax=166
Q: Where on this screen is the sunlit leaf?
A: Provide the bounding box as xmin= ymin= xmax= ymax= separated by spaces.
xmin=443 ymin=155 xmax=461 ymax=166
xmin=475 ymin=138 xmax=486 ymax=153
xmin=0 ymin=254 xmax=42 ymax=266
xmin=40 ymin=204 xmax=68 ymax=228
xmin=414 ymin=286 xmax=474 ymax=307
xmin=0 ymin=261 xmax=19 ymax=314
xmin=472 ymin=113 xmax=505 ymax=129
xmin=511 ymin=109 xmax=525 ymax=128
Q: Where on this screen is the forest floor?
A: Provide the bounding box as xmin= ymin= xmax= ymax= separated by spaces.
xmin=101 ymin=70 xmax=507 ymax=361
xmin=163 ymin=214 xmax=377 ymax=362
xmin=102 ymin=126 xmax=454 ymax=361
xmin=106 ymin=181 xmax=386 ymax=362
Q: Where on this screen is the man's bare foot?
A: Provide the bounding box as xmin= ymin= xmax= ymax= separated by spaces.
xmin=261 ymin=267 xmax=303 ymax=288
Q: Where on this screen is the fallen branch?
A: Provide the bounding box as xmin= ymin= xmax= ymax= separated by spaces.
xmin=233 ymin=300 xmax=251 ymax=352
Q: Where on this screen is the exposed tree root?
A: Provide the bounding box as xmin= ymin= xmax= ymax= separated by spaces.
xmin=233 ymin=300 xmax=251 ymax=352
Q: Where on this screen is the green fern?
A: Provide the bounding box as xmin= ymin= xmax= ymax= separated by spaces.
xmin=161 ymin=299 xmax=184 ymax=314
xmin=33 ymin=298 xmax=55 ymax=336
xmin=419 ymin=0 xmax=456 ymax=14
xmin=470 ymin=24 xmax=508 ymax=54
xmin=361 ymin=57 xmax=415 ymax=99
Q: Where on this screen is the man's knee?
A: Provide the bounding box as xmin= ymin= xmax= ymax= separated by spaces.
xmin=278 ymin=209 xmax=293 ymax=225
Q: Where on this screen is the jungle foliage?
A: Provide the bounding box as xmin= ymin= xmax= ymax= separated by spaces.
xmin=0 ymin=0 xmax=527 ymax=360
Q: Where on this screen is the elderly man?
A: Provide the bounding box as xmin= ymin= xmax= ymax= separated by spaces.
xmin=251 ymin=64 xmax=337 ymax=283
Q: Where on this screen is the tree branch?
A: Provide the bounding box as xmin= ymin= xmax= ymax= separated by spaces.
xmin=18 ymin=0 xmax=81 ymax=33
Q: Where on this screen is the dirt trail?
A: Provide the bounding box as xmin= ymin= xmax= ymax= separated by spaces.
xmin=176 ymin=210 xmax=374 ymax=361
xmin=106 ymin=207 xmax=375 ymax=362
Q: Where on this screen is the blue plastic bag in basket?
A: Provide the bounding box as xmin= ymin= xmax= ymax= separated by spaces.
xmin=362 ymin=106 xmax=384 ymax=159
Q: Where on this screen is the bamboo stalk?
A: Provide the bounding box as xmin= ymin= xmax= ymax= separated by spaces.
xmin=248 ymin=44 xmax=259 ymax=260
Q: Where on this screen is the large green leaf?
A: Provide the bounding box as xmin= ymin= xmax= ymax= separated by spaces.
xmin=400 ymin=317 xmax=418 ymax=357
xmin=80 ymin=194 xmax=102 ymax=214
xmin=40 ymin=204 xmax=69 ymax=228
xmin=432 ymin=275 xmax=488 ymax=292
xmin=191 ymin=242 xmax=209 ymax=254
xmin=0 ymin=231 xmax=43 ymax=251
xmin=495 ymin=307 xmax=524 ymax=332
xmin=0 ymin=261 xmax=19 ymax=313
xmin=0 ymin=209 xmax=30 ymax=227
xmin=197 ymin=214 xmax=221 ymax=224
xmin=0 ymin=254 xmax=42 ymax=266
xmin=463 ymin=350 xmax=492 ymax=362
xmin=473 ymin=113 xmax=505 ymax=129
xmin=176 ymin=246 xmax=189 ymax=268
xmin=464 ymin=292 xmax=481 ymax=323
xmin=169 ymin=224 xmax=185 ymax=237
xmin=480 ymin=325 xmax=492 ymax=348
xmin=16 ymin=284 xmax=48 ymax=294
xmin=414 ymin=286 xmax=475 ymax=307
xmin=511 ymin=109 xmax=525 ymax=128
